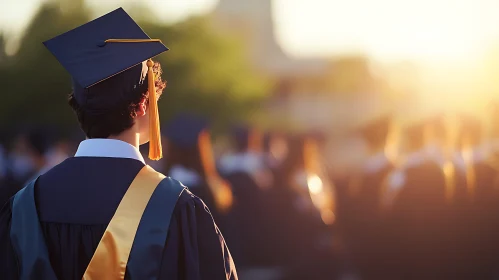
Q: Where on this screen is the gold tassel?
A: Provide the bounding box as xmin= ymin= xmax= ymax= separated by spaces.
xmin=101 ymin=39 xmax=164 ymax=160
xmin=147 ymin=59 xmax=162 ymax=160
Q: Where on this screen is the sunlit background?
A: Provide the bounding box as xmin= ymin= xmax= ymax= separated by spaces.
xmin=3 ymin=0 xmax=499 ymax=117
xmin=2 ymin=0 xmax=499 ymax=279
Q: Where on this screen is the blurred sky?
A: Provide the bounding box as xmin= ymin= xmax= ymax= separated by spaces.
xmin=1 ymin=0 xmax=499 ymax=64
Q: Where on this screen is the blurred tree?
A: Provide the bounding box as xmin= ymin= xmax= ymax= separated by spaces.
xmin=0 ymin=1 xmax=269 ymax=132
xmin=141 ymin=16 xmax=269 ymax=128
xmin=0 ymin=34 xmax=6 ymax=63
xmin=0 ymin=1 xmax=90 ymax=128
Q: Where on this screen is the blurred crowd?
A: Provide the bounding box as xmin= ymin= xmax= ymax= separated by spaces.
xmin=2 ymin=104 xmax=499 ymax=280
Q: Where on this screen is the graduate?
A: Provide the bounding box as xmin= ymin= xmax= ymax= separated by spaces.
xmin=0 ymin=8 xmax=237 ymax=280
xmin=340 ymin=114 xmax=395 ymax=280
xmin=219 ymin=125 xmax=272 ymax=189
xmin=0 ymin=129 xmax=51 ymax=207
xmin=454 ymin=113 xmax=499 ymax=279
xmin=163 ymin=113 xmax=233 ymax=217
xmin=383 ymin=116 xmax=451 ymax=279
xmin=263 ymin=132 xmax=335 ymax=277
xmin=216 ymin=125 xmax=274 ymax=268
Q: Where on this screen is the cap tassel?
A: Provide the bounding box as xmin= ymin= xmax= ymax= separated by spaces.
xmin=147 ymin=59 xmax=162 ymax=160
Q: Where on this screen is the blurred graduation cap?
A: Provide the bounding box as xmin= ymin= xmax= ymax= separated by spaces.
xmin=163 ymin=114 xmax=209 ymax=148
xmin=354 ymin=114 xmax=392 ymax=148
xmin=43 ymin=8 xmax=168 ymax=160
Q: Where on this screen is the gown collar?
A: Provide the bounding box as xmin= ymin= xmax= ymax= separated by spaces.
xmin=75 ymin=139 xmax=145 ymax=164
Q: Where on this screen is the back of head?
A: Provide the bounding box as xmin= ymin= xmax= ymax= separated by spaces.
xmin=165 ymin=141 xmax=205 ymax=177
xmin=163 ymin=114 xmax=210 ymax=178
xmin=357 ymin=115 xmax=392 ymax=151
xmin=69 ymin=61 xmax=166 ymax=139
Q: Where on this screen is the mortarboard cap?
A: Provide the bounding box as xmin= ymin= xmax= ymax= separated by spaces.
xmin=163 ymin=114 xmax=209 ymax=148
xmin=355 ymin=115 xmax=392 ymax=146
xmin=43 ymin=8 xmax=168 ymax=160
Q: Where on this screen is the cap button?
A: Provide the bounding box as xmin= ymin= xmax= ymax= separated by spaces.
xmin=97 ymin=40 xmax=106 ymax=47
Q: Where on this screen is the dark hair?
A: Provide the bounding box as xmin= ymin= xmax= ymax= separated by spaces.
xmin=69 ymin=61 xmax=166 ymax=138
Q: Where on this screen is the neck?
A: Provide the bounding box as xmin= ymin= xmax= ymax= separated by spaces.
xmin=109 ymin=129 xmax=140 ymax=149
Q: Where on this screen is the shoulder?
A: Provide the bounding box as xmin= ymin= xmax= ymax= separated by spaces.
xmin=155 ymin=177 xmax=210 ymax=215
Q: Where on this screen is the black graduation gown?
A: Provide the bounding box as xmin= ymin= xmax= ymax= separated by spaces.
xmin=387 ymin=159 xmax=450 ymax=279
xmin=0 ymin=157 xmax=237 ymax=280
xmin=343 ymin=161 xmax=394 ymax=279
xmin=465 ymin=158 xmax=499 ymax=279
xmin=263 ymin=169 xmax=327 ymax=267
xmin=221 ymin=169 xmax=269 ymax=268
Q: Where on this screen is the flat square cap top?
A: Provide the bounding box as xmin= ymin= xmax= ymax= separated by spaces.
xmin=43 ymin=7 xmax=168 ymax=88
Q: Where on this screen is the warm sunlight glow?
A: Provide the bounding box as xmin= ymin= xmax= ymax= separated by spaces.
xmin=274 ymin=0 xmax=499 ymax=63
xmin=307 ymin=175 xmax=323 ymax=195
xmin=321 ymin=210 xmax=336 ymax=225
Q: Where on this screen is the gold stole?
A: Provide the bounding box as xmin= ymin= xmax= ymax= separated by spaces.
xmin=82 ymin=165 xmax=165 ymax=280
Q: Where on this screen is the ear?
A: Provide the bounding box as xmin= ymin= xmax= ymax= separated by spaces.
xmin=136 ymin=97 xmax=147 ymax=117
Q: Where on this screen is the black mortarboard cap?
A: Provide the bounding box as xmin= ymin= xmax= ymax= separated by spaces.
xmin=164 ymin=114 xmax=209 ymax=148
xmin=356 ymin=115 xmax=392 ymax=146
xmin=43 ymin=8 xmax=168 ymax=160
xmin=43 ymin=7 xmax=168 ymax=90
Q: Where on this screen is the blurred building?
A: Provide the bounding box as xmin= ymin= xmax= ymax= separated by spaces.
xmin=213 ymin=0 xmax=386 ymax=132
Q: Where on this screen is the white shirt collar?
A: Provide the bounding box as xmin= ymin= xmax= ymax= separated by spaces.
xmin=74 ymin=139 xmax=145 ymax=164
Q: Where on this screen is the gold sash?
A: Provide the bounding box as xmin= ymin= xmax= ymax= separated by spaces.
xmin=82 ymin=165 xmax=165 ymax=280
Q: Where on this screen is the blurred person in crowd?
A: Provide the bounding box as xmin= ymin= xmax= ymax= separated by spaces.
xmin=163 ymin=113 xmax=234 ymax=218
xmin=265 ymin=132 xmax=338 ymax=279
xmin=217 ymin=125 xmax=267 ymax=263
xmin=262 ymin=130 xmax=289 ymax=185
xmin=44 ymin=138 xmax=71 ymax=168
xmin=454 ymin=112 xmax=499 ymax=279
xmin=219 ymin=125 xmax=289 ymax=273
xmin=22 ymin=129 xmax=51 ymax=179
xmin=383 ymin=116 xmax=451 ymax=279
xmin=337 ymin=114 xmax=395 ymax=280
xmin=0 ymin=9 xmax=237 ymax=280
xmin=219 ymin=125 xmax=272 ymax=189
xmin=0 ymin=129 xmax=50 ymax=207
xmin=6 ymin=133 xmax=37 ymax=183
